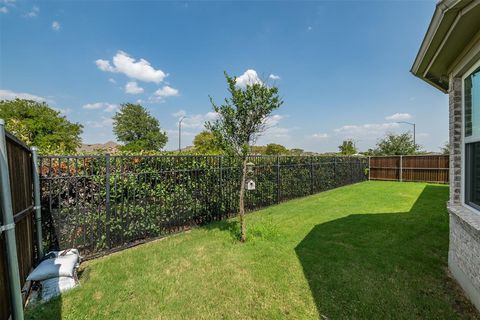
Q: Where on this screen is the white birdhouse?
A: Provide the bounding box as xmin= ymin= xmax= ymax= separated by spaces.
xmin=246 ymin=179 xmax=256 ymax=190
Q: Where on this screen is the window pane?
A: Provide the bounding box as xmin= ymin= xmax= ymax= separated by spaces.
xmin=465 ymin=67 xmax=480 ymax=138
xmin=466 ymin=142 xmax=480 ymax=208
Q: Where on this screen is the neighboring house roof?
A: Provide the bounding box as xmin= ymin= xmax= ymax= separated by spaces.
xmin=411 ymin=0 xmax=480 ymax=92
xmin=77 ymin=141 xmax=120 ymax=153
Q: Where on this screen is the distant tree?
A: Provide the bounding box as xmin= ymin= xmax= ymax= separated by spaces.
xmin=265 ymin=143 xmax=287 ymax=155
xmin=441 ymin=141 xmax=450 ymax=155
xmin=338 ymin=140 xmax=357 ymax=155
xmin=113 ymin=103 xmax=167 ymax=151
xmin=289 ymin=148 xmax=304 ymax=156
xmin=206 ymin=72 xmax=282 ymax=242
xmin=250 ymin=145 xmax=267 ymax=154
xmin=374 ymin=132 xmax=420 ymax=155
xmin=0 ymin=99 xmax=82 ymax=153
xmin=193 ymin=130 xmax=222 ymax=154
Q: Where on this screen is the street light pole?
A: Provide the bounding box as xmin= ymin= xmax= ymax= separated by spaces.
xmin=178 ymin=116 xmax=186 ymax=152
xmin=397 ymin=121 xmax=416 ymax=146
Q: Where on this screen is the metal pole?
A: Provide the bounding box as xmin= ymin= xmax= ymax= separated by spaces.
xmin=178 ymin=116 xmax=186 ymax=152
xmin=31 ymin=147 xmax=44 ymax=261
xmin=397 ymin=121 xmax=416 ymax=148
xmin=413 ymin=123 xmax=416 ymax=147
xmin=0 ymin=119 xmax=24 ymax=320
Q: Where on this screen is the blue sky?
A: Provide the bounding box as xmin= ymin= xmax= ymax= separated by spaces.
xmin=0 ymin=0 xmax=448 ymax=152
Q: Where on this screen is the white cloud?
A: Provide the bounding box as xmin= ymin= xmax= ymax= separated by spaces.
xmin=0 ymin=89 xmax=46 ymax=102
xmin=155 ymin=85 xmax=179 ymax=97
xmin=269 ymin=74 xmax=280 ymax=80
xmin=334 ymin=122 xmax=399 ymax=138
xmin=82 ymin=102 xmax=118 ymax=113
xmin=172 ymin=110 xmax=218 ymax=129
xmin=51 ymin=21 xmax=60 ymax=31
xmin=52 ymin=107 xmax=71 ymax=115
xmin=264 ymin=114 xmax=284 ymax=127
xmin=0 ymin=6 xmax=8 ymax=13
xmin=24 ymin=6 xmax=39 ymax=17
xmin=108 ymin=78 xmax=116 ymax=84
xmin=263 ymin=115 xmax=290 ymax=139
xmin=385 ymin=113 xmax=412 ymax=121
xmin=236 ymin=69 xmax=262 ymax=87
xmin=307 ymin=26 xmax=313 ymax=31
xmin=172 ymin=110 xmax=186 ymax=118
xmin=312 ymin=133 xmax=328 ymax=139
xmin=86 ymin=116 xmax=113 ymax=128
xmin=96 ymin=59 xmax=115 ymax=72
xmin=96 ymin=51 xmax=167 ymax=84
xmin=125 ymin=81 xmax=144 ymax=94
xmin=266 ymin=126 xmax=290 ymax=138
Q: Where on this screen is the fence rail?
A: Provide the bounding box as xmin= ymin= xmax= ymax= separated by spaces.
xmin=39 ymin=155 xmax=368 ymax=258
xmin=369 ymin=155 xmax=449 ymax=184
xmin=0 ymin=132 xmax=36 ymax=320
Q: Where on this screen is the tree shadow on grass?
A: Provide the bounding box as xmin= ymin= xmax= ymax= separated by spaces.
xmin=295 ymin=185 xmax=480 ymax=319
xmin=203 ymin=218 xmax=241 ymax=240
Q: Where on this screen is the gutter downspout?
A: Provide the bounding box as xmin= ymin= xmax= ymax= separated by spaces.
xmin=0 ymin=119 xmax=24 ymax=320
xmin=31 ymin=147 xmax=44 ymax=261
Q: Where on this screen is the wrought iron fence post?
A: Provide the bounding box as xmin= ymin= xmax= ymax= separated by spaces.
xmin=0 ymin=119 xmax=24 ymax=320
xmin=310 ymin=157 xmax=314 ymax=195
xmin=351 ymin=158 xmax=354 ymax=184
xmin=333 ymin=157 xmax=337 ymax=187
xmin=31 ymin=147 xmax=44 ymax=261
xmin=219 ymin=156 xmax=223 ymax=214
xmin=105 ymin=153 xmax=111 ymax=248
xmin=276 ymin=156 xmax=280 ymax=203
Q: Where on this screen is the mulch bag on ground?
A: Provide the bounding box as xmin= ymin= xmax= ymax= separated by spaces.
xmin=26 ymin=249 xmax=81 ymax=303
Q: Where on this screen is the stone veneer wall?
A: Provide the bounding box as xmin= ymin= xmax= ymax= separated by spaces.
xmin=448 ymin=76 xmax=480 ymax=311
xmin=449 ymin=77 xmax=462 ymax=205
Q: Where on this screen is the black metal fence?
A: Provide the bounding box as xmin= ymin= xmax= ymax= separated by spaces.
xmin=38 ymin=155 xmax=368 ymax=258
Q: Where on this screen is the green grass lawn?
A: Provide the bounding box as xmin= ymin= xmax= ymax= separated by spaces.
xmin=26 ymin=181 xmax=479 ymax=319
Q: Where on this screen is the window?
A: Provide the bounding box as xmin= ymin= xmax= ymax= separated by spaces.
xmin=465 ymin=65 xmax=480 ymax=209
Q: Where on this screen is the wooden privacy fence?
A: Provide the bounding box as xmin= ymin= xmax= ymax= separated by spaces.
xmin=369 ymin=155 xmax=449 ymax=184
xmin=0 ymin=128 xmax=41 ymax=320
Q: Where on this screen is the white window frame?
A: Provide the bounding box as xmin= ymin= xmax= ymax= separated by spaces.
xmin=461 ymin=58 xmax=480 ymax=213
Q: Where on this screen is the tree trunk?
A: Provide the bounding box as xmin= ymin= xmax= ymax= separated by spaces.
xmin=238 ymin=157 xmax=247 ymax=242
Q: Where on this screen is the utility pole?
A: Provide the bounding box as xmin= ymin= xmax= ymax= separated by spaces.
xmin=178 ymin=116 xmax=186 ymax=152
xmin=397 ymin=121 xmax=416 ymax=146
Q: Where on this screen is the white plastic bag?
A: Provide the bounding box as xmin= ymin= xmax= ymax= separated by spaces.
xmin=27 ymin=251 xmax=79 ymax=281
xmin=41 ymin=276 xmax=78 ymax=302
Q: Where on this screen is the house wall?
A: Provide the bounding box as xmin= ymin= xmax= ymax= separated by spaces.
xmin=449 ymin=77 xmax=462 ymax=205
xmin=448 ymin=76 xmax=480 ymax=311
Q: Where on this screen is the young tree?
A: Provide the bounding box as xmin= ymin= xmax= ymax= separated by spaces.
xmin=206 ymin=72 xmax=283 ymax=242
xmin=0 ymin=99 xmax=83 ymax=153
xmin=338 ymin=140 xmax=357 ymax=155
xmin=374 ymin=132 xmax=420 ymax=155
xmin=265 ymin=143 xmax=287 ymax=155
xmin=113 ymin=103 xmax=168 ymax=151
xmin=193 ymin=130 xmax=223 ymax=154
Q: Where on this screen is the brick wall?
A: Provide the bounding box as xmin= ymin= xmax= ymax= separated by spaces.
xmin=449 ymin=77 xmax=462 ymax=205
xmin=447 ymin=76 xmax=480 ymax=311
